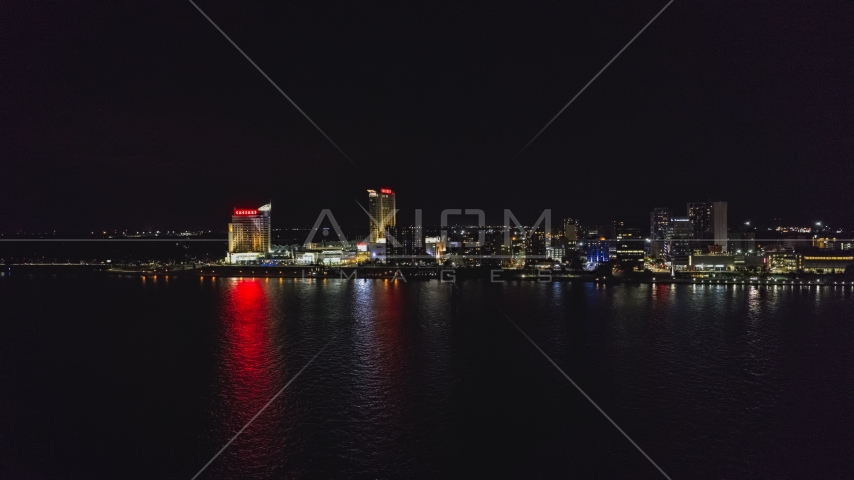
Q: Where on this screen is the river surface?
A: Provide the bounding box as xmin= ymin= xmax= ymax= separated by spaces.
xmin=1 ymin=274 xmax=853 ymax=478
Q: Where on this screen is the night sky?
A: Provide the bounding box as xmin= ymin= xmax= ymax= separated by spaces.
xmin=2 ymin=1 xmax=852 ymax=232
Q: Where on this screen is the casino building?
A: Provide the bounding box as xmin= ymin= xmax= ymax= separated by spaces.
xmin=226 ymin=203 xmax=271 ymax=264
xmin=367 ymin=188 xmax=396 ymax=242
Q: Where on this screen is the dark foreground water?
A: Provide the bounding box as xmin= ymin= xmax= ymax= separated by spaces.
xmin=1 ymin=275 xmax=853 ymax=479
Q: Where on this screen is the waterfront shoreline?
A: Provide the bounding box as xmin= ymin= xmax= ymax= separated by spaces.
xmin=4 ymin=264 xmax=853 ymax=287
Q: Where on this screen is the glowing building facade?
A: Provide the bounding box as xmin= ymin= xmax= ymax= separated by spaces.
xmin=613 ymin=222 xmax=645 ymax=271
xmin=367 ymin=188 xmax=396 ymax=242
xmin=227 ymin=203 xmax=271 ymax=263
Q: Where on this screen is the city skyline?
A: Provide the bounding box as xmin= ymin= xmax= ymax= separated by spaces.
xmin=2 ymin=187 xmax=848 ymax=236
xmin=3 ymin=3 xmax=854 ymax=478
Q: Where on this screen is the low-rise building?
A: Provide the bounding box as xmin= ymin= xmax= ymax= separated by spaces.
xmin=689 ymin=254 xmax=766 ymax=272
xmin=801 ymin=253 xmax=854 ymax=274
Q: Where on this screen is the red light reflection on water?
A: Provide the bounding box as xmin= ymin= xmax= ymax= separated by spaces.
xmin=373 ymin=282 xmax=406 ymax=377
xmin=216 ymin=279 xmax=283 ymax=472
xmin=226 ymin=279 xmax=270 ymax=387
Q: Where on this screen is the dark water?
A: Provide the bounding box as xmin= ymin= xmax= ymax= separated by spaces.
xmin=1 ymin=275 xmax=853 ymax=479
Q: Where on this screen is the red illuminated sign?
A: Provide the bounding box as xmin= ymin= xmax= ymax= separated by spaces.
xmin=380 ymin=188 xmax=393 ymax=195
xmin=234 ymin=209 xmax=258 ymax=215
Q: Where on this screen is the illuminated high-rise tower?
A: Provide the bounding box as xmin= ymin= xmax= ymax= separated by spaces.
xmin=227 ymin=203 xmax=271 ymax=263
xmin=367 ymin=189 xmax=396 ymax=242
xmin=649 ymin=207 xmax=670 ymax=259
